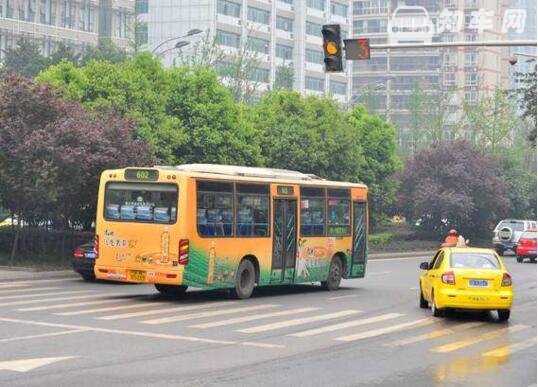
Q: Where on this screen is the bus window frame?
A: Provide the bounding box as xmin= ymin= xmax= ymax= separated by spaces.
xmin=103 ymin=181 xmax=179 ymax=225
xmin=196 ymin=179 xmax=272 ymax=239
xmin=299 ymin=186 xmax=327 ymax=238
xmin=326 ymin=188 xmax=352 ymax=237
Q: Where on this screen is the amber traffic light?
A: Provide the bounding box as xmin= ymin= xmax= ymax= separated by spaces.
xmin=322 ymin=24 xmax=343 ymax=72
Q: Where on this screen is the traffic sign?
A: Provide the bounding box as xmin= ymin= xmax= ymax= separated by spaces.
xmin=344 ymin=38 xmax=371 ymax=60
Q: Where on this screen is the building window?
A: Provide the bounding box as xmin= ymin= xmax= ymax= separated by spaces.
xmin=300 ymin=187 xmax=325 ymax=236
xmin=62 ymin=0 xmax=74 ymax=28
xmin=116 ymin=8 xmax=128 ymax=38
xmin=279 ymin=0 xmax=293 ymax=4
xmin=276 ymin=44 xmax=292 ymax=59
xmin=247 ymin=6 xmax=270 ymax=25
xmin=305 ymin=76 xmax=324 ymax=91
xmin=236 ymin=184 xmax=270 ymax=237
xmin=353 ymin=0 xmax=388 ymax=15
xmin=464 ymin=91 xmax=477 ymax=104
xmin=276 ymin=15 xmax=293 ymax=32
xmin=307 ymin=0 xmax=324 ymax=11
xmin=216 ymin=30 xmax=240 ymax=48
xmin=465 ymin=72 xmax=477 ymax=86
xmin=306 ymin=21 xmax=322 ymax=36
xmin=136 ymin=22 xmax=148 ymax=45
xmin=305 ymin=48 xmax=324 ymax=64
xmin=249 ymin=67 xmax=270 ymax=83
xmin=218 ymin=0 xmax=240 ymax=17
xmin=197 ymin=181 xmax=234 ymax=237
xmin=135 ymin=0 xmax=148 ymax=14
xmin=465 ymin=51 xmax=477 ymax=67
xmin=330 ymin=80 xmax=346 ymax=95
xmin=443 ymin=72 xmax=455 ymax=86
xmin=353 ymin=19 xmax=386 ymax=34
xmin=331 ymin=2 xmax=347 ymax=17
xmin=247 ymin=36 xmax=269 ymax=54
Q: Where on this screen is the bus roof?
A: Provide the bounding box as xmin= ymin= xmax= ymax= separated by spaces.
xmin=151 ymin=164 xmax=367 ymax=188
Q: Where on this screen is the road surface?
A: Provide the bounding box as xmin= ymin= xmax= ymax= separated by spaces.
xmin=0 ymin=253 xmax=535 ymax=386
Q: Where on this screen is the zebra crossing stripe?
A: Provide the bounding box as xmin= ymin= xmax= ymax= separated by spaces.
xmin=482 ymin=337 xmax=537 ymax=358
xmin=384 ymin=321 xmax=485 ymax=347
xmin=290 ymin=313 xmax=404 ymax=337
xmin=237 ymin=310 xmax=360 ymax=334
xmin=141 ymin=305 xmax=278 ymax=325
xmin=335 ymin=318 xmax=435 ymax=342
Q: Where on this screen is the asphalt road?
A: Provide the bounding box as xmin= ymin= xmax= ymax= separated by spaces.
xmin=0 ymin=253 xmax=535 ymax=387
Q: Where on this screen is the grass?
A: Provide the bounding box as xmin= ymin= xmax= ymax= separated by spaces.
xmin=0 ymin=252 xmax=72 ymax=271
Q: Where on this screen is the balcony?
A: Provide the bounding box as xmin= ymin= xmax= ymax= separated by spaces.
xmin=306 ymin=7 xmax=324 ymax=20
xmin=276 ymin=1 xmax=293 ymax=13
xmin=331 ymin=14 xmax=347 ymax=25
xmin=306 ymin=34 xmax=323 ymax=46
xmin=276 ymin=29 xmax=293 ymax=40
xmin=306 ymin=62 xmax=324 ymax=72
xmin=216 ymin=13 xmax=241 ymax=27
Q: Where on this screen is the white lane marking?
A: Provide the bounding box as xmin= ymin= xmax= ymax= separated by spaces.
xmin=0 ymin=317 xmax=283 ymax=348
xmin=142 ymin=304 xmax=279 ymax=325
xmin=0 ymin=293 xmax=124 ymax=307
xmin=0 ymin=283 xmax=30 ymax=290
xmin=97 ymin=301 xmax=237 ymax=321
xmin=335 ymin=318 xmax=435 ymax=342
xmin=18 ymin=299 xmax=122 ymax=312
xmin=328 ymin=295 xmax=357 ymax=300
xmin=0 ymin=356 xmax=76 ymax=372
xmin=237 ymin=310 xmax=360 ymax=334
xmin=384 ymin=321 xmax=485 ymax=347
xmin=0 ymin=290 xmax=93 ymax=300
xmin=189 ymin=307 xmax=319 ymax=329
xmin=0 ymin=279 xmax=73 ymax=286
xmin=290 ymin=313 xmax=404 ymax=337
xmin=432 ymin=325 xmax=529 ymax=353
xmin=409 ymin=287 xmax=419 ymax=291
xmin=482 ymin=337 xmax=537 ymax=358
xmin=56 ymin=302 xmax=162 ymax=316
xmin=240 ymin=341 xmax=285 ymax=349
xmin=0 ymin=329 xmax=89 ymax=343
xmin=0 ymin=286 xmax=60 ymax=295
xmin=369 ymin=256 xmax=431 ymax=262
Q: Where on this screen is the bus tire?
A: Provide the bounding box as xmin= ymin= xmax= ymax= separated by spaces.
xmin=155 ymin=284 xmax=188 ymax=297
xmin=233 ymin=259 xmax=256 ymax=299
xmin=321 ymin=257 xmax=343 ymax=291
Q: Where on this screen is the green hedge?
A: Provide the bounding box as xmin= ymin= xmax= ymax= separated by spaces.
xmin=368 ymin=232 xmax=394 ymax=246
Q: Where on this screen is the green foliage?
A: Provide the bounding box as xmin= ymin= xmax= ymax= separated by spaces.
xmin=368 ymin=232 xmax=393 ymax=246
xmin=515 ymin=66 xmax=537 ymax=146
xmin=1 ymin=38 xmax=50 ymax=78
xmin=274 ymin=64 xmax=294 ymax=91
xmin=349 ymin=105 xmax=401 ymax=227
xmin=80 ymin=38 xmax=128 ymax=66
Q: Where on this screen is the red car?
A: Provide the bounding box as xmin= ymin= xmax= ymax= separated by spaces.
xmin=516 ymin=229 xmax=537 ymax=263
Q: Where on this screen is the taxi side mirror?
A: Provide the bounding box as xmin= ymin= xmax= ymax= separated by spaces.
xmin=419 ymin=262 xmax=429 ymax=270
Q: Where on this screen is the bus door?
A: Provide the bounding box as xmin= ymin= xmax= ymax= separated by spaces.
xmin=351 ymin=201 xmax=367 ymax=277
xmin=271 ymin=199 xmax=297 ymax=282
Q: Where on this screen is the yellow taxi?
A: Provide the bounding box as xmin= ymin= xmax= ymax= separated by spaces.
xmin=419 ymin=247 xmax=513 ymax=321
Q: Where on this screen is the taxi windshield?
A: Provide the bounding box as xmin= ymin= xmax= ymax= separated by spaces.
xmin=450 ymin=253 xmax=500 ymax=270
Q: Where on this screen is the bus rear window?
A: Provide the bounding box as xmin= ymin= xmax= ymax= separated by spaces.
xmin=104 ymin=182 xmax=178 ymax=224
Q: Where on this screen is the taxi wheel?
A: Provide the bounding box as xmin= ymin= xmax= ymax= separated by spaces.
xmin=431 ymin=290 xmax=443 ymax=317
xmin=419 ymin=285 xmax=428 ymax=309
xmin=498 ymin=309 xmax=510 ymax=321
xmin=155 ymin=284 xmax=188 ymax=297
xmin=233 ymin=259 xmax=256 ymax=299
xmin=321 ymin=257 xmax=343 ymax=291
xmin=516 ymin=256 xmax=523 ymax=263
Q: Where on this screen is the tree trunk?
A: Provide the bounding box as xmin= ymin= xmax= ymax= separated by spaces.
xmin=9 ymin=218 xmax=20 ymax=265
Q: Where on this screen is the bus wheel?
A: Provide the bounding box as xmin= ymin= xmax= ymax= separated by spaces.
xmin=233 ymin=259 xmax=256 ymax=299
xmin=321 ymin=257 xmax=342 ymax=291
xmin=155 ymin=284 xmax=188 ymax=297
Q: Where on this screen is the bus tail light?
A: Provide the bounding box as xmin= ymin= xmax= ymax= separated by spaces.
xmin=179 ymin=239 xmax=189 ymax=266
xmin=441 ymin=271 xmax=455 ymax=285
xmin=94 ymin=234 xmax=99 ymax=259
xmin=501 ymin=272 xmax=512 ymax=286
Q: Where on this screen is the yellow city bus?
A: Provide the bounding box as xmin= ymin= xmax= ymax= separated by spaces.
xmin=94 ymin=164 xmax=368 ymax=299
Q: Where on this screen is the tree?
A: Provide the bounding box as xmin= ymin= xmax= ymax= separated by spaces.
xmin=464 ymin=88 xmax=519 ymax=153
xmin=397 ymin=140 xmax=509 ymax=238
xmin=0 ymin=74 xmax=154 ymax=257
xmin=349 ymin=105 xmax=401 ymax=227
xmin=515 ymin=66 xmax=537 ymax=146
xmin=80 ymin=38 xmax=127 ymax=65
xmin=251 ymin=91 xmax=362 ymax=181
xmin=0 ymin=38 xmax=50 ymax=78
xmin=178 ymin=30 xmax=225 ymax=68
xmin=49 ymin=42 xmax=81 ymax=66
xmin=274 ymin=64 xmax=294 ymax=91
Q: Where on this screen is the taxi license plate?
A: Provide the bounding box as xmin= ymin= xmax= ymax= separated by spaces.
xmin=130 ymin=270 xmax=146 ymax=282
xmin=469 ymin=279 xmax=488 ymax=287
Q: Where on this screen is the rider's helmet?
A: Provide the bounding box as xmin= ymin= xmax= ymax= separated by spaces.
xmin=448 ymin=229 xmax=458 ymax=236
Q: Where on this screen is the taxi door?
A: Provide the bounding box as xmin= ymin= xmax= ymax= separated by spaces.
xmin=422 ymin=251 xmax=444 ymax=300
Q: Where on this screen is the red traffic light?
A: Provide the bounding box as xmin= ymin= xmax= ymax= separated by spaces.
xmin=344 ymin=38 xmax=371 ymax=60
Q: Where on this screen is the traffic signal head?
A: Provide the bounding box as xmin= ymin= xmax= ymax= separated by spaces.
xmin=322 ymin=24 xmax=343 ymax=72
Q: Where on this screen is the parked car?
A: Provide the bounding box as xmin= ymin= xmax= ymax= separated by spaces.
xmin=516 ymin=229 xmax=537 ymax=263
xmin=419 ymin=247 xmax=513 ymax=321
xmin=72 ymin=241 xmax=96 ymax=281
xmin=492 ymin=219 xmax=537 ymax=256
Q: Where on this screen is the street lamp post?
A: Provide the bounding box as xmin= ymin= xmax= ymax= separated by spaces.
xmin=151 ymin=28 xmax=203 ymax=55
xmin=155 ymin=41 xmax=190 ymax=58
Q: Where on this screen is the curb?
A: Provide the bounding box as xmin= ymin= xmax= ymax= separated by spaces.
xmin=0 ymin=269 xmax=77 ymax=282
xmin=368 ymin=250 xmax=434 ymax=259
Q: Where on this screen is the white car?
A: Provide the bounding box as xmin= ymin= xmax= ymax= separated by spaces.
xmin=388 ymin=6 xmax=434 ymax=45
xmin=492 ymin=219 xmax=537 ymax=255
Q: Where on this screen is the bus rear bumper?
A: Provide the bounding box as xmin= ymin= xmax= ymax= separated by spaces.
xmin=94 ymin=265 xmax=184 ymax=285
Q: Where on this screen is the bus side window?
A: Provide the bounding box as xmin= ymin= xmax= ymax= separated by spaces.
xmin=236 ymin=184 xmax=269 ymax=237
xmin=197 ymin=181 xmax=234 ymax=237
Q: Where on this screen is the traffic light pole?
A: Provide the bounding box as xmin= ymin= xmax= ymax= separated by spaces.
xmin=368 ymin=40 xmax=537 ymax=50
